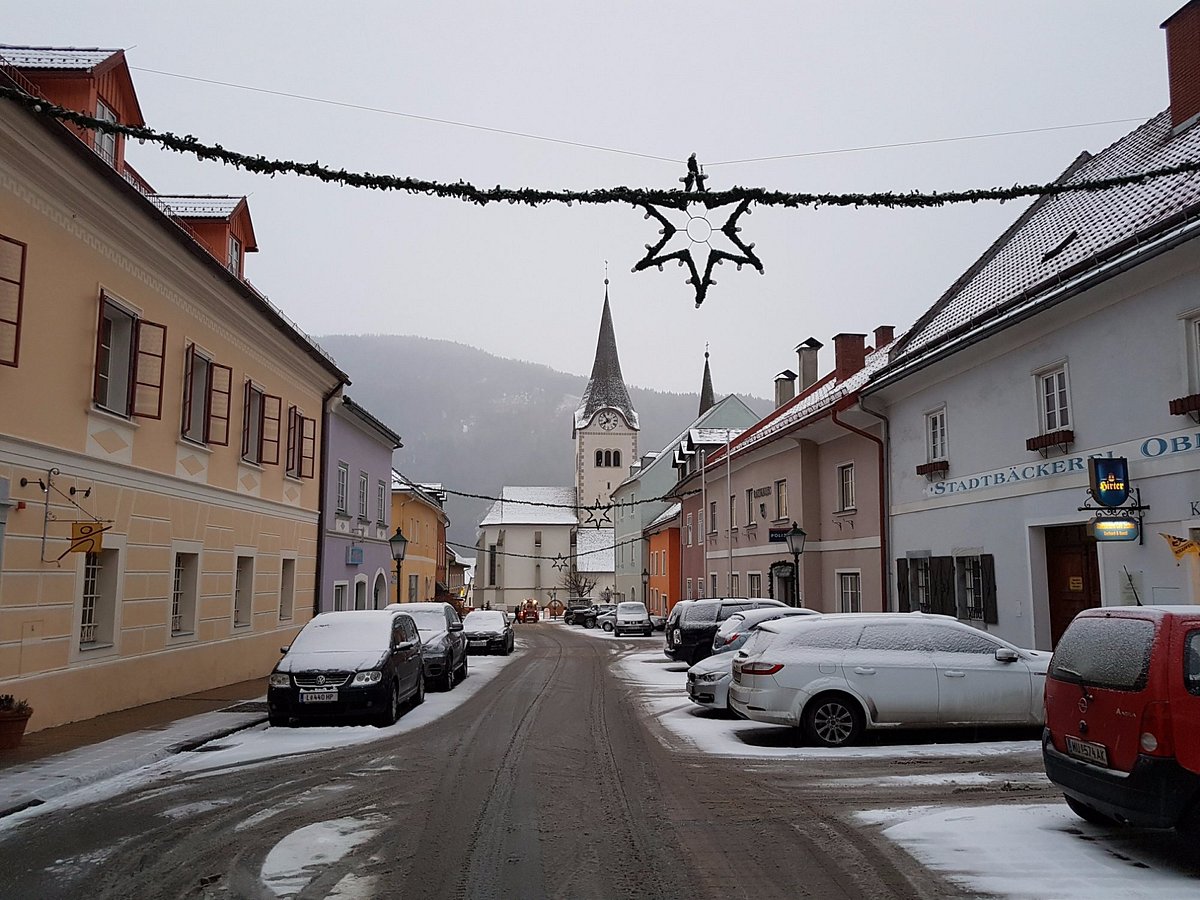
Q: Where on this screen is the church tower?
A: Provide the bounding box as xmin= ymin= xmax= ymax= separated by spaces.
xmin=573 ymin=281 xmax=639 ymax=507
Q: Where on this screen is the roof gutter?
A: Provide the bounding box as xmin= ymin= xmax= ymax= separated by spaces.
xmin=830 ymin=399 xmax=888 ymax=612
xmin=867 ymin=215 xmax=1200 ymax=395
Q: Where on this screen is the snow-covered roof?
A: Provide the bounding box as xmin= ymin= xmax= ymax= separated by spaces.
xmin=149 ymin=195 xmax=243 ymax=219
xmin=479 ymin=486 xmax=578 ymax=527
xmin=576 ymin=527 xmax=615 ymax=573
xmin=883 ymin=110 xmax=1200 ymax=376
xmin=646 ymin=503 xmax=681 ymax=532
xmin=0 ymin=46 xmax=120 ymax=70
xmin=712 ymin=339 xmax=899 ymax=462
xmin=574 ymin=288 xmax=639 ymax=432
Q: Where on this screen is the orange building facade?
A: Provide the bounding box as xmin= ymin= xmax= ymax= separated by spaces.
xmin=645 ymin=506 xmax=680 ymax=618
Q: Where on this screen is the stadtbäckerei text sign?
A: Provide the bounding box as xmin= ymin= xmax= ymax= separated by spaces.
xmin=924 ymin=427 xmax=1199 ymax=499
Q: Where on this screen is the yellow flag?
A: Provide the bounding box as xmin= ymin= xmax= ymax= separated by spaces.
xmin=1159 ymin=533 xmax=1200 ymax=561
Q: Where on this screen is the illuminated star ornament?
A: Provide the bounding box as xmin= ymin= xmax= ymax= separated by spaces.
xmin=632 ymin=154 xmax=764 ymax=308
xmin=581 ymin=500 xmax=613 ymax=530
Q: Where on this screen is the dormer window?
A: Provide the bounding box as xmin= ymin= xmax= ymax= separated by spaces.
xmin=228 ymin=234 xmax=242 ymax=277
xmin=95 ymin=99 xmax=118 ymax=165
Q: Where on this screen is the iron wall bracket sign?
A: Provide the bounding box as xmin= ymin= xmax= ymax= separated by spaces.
xmin=1078 ymin=486 xmax=1149 ymax=545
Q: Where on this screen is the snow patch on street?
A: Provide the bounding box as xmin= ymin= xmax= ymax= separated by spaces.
xmin=160 ymin=797 xmax=235 ymax=819
xmin=820 ymin=771 xmax=1049 ymax=788
xmin=260 ymin=814 xmax=384 ymax=897
xmin=861 ymin=803 xmax=1200 ymax=898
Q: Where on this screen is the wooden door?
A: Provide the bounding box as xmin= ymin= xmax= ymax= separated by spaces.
xmin=1045 ymin=524 xmax=1101 ymax=646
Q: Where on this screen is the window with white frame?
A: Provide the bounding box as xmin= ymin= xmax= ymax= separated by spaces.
xmin=698 ymin=510 xmax=704 ymax=538
xmin=241 ymin=381 xmax=281 ymax=465
xmin=354 ymin=579 xmax=368 ymax=610
xmin=377 ymin=481 xmax=387 ymax=524
xmin=333 ymin=582 xmax=349 ymax=611
xmin=926 ymin=408 xmax=948 ymax=462
xmin=709 ymin=501 xmax=717 ymax=533
xmin=729 ymin=495 xmax=737 ymax=530
xmin=80 ymin=548 xmax=119 ymax=648
xmin=731 ymin=573 xmax=740 ymax=596
xmin=336 ymin=464 xmax=349 ymax=513
xmin=745 ymin=489 xmax=754 ymax=526
xmin=234 ymin=555 xmax=254 ymax=626
xmin=94 ymin=294 xmax=167 ymax=419
xmin=408 ymin=573 xmax=419 ymax=602
xmin=1184 ymin=314 xmax=1200 ymax=394
xmin=228 ymin=234 xmax=242 ymax=276
xmin=181 ymin=344 xmax=233 ymax=446
xmin=912 ymin=557 xmax=931 ymax=613
xmin=958 ymin=555 xmax=985 ymax=621
xmin=1038 ymin=364 xmax=1072 ymax=433
xmin=837 ymin=463 xmax=856 ymax=511
xmin=697 ymin=578 xmax=704 ymax=599
xmin=279 ymin=557 xmax=296 ymax=621
xmin=686 ymin=578 xmax=693 ymax=600
xmin=685 ymin=514 xmax=693 ymax=546
xmin=748 ymin=572 xmax=761 ymax=598
xmin=775 ymin=480 xmax=788 ymax=520
xmin=285 ymin=406 xmax=316 ymax=479
xmin=838 ymin=571 xmax=862 ymax=613
xmin=710 ymin=573 xmax=718 ymax=596
xmin=94 ymin=98 xmax=118 ymax=164
xmin=171 ymin=551 xmax=199 ymax=635
xmin=358 ymin=472 xmax=369 ymax=520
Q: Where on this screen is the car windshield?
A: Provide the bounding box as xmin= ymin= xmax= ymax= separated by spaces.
xmin=288 ymin=614 xmax=391 ymax=653
xmin=407 ymin=610 xmax=449 ymax=632
xmin=618 ymin=603 xmax=645 ymax=615
xmin=464 ymin=611 xmax=505 ymax=631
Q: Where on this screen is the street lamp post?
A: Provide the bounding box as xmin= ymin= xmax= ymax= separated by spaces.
xmin=641 ymin=568 xmax=650 ymax=614
xmin=388 ymin=526 xmax=408 ymax=605
xmin=784 ymin=521 xmax=807 ymax=608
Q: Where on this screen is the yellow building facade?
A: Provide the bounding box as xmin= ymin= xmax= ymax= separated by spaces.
xmin=0 ymin=50 xmax=346 ymax=730
xmin=390 ymin=483 xmax=448 ymax=605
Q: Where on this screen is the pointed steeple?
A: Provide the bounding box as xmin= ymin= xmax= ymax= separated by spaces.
xmin=698 ymin=346 xmax=715 ymax=416
xmin=573 ymin=279 xmax=640 ymax=436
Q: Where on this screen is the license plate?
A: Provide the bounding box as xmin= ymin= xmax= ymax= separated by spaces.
xmin=1066 ymin=735 xmax=1109 ymax=767
xmin=469 ymin=640 xmax=487 ymax=647
xmin=300 ymin=690 xmax=338 ymax=703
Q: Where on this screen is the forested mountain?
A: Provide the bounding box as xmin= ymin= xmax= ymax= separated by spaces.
xmin=316 ymin=334 xmax=768 ymax=549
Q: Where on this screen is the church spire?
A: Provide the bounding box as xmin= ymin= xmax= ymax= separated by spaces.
xmin=698 ymin=345 xmax=715 ymax=416
xmin=573 ymin=278 xmax=640 ymax=437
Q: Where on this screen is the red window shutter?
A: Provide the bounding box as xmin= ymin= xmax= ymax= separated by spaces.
xmin=0 ymin=234 xmax=27 ymax=367
xmin=92 ymin=295 xmax=109 ymax=405
xmin=207 ymin=363 xmax=232 ymax=446
xmin=261 ymin=393 xmax=282 ymax=465
xmin=286 ymin=405 xmax=299 ymax=474
xmin=300 ymin=415 xmax=316 ymax=479
xmin=241 ymin=380 xmax=253 ymax=458
xmin=181 ymin=343 xmax=196 ymax=435
xmin=131 ymin=319 xmax=167 ymax=419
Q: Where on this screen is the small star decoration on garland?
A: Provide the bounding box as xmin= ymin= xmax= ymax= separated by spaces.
xmin=551 ymin=553 xmax=569 ymax=572
xmin=632 ymin=154 xmax=764 ymax=307
xmin=581 ymin=500 xmax=613 ymax=530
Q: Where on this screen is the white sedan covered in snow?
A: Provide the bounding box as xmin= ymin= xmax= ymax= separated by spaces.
xmin=729 ymin=613 xmax=1049 ymax=746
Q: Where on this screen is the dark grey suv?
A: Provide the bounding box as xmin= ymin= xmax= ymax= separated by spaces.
xmin=665 ymin=597 xmax=787 ymax=665
xmin=388 ymin=602 xmax=468 ymax=692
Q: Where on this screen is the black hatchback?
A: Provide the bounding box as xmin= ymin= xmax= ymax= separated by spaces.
xmin=268 ymin=610 xmax=425 ymax=727
xmin=665 ymin=598 xmax=787 ymax=665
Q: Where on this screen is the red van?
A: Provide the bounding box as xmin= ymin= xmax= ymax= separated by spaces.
xmin=1043 ymin=605 xmax=1200 ymax=829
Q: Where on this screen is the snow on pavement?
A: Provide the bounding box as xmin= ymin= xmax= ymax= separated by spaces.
xmin=860 ymin=803 xmax=1200 ymax=899
xmin=260 ymin=814 xmax=384 ymax=897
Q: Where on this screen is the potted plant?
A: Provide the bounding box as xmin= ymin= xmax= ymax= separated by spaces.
xmin=0 ymin=694 xmax=33 ymax=750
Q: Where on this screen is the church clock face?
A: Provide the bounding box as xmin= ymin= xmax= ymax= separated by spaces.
xmin=597 ymin=411 xmax=619 ymax=431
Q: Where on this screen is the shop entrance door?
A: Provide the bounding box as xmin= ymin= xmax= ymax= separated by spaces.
xmin=1044 ymin=524 xmax=1101 ymax=646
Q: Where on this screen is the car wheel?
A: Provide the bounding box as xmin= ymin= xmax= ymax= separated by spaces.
xmin=1064 ymin=794 xmax=1117 ymax=827
xmin=583 ymin=618 xmax=596 ymax=629
xmin=803 ymin=694 xmax=864 ymax=747
xmin=457 ymin=653 xmax=468 ymax=682
xmin=602 ymin=622 xmax=614 ymax=633
xmin=412 ymin=672 xmax=426 ymax=707
xmin=440 ymin=655 xmax=456 ymax=692
xmin=268 ymin=714 xmax=288 ymax=728
xmin=377 ymin=681 xmax=400 ymax=727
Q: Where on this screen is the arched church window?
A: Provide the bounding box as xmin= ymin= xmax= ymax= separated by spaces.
xmin=595 ymin=450 xmax=604 ymax=467
xmin=604 ymin=450 xmax=613 ymax=467
xmin=613 ymin=450 xmax=621 ymax=468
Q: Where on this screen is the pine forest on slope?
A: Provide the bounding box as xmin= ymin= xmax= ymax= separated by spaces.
xmin=317 ymin=334 xmax=769 ymax=550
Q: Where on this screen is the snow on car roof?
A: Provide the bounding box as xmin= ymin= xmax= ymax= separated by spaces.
xmin=290 ymin=610 xmax=401 ymax=652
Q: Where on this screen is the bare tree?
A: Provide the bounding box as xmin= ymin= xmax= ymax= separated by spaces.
xmin=560 ymin=567 xmax=597 ymax=600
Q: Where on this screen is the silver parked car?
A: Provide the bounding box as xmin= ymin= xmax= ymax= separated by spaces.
xmin=688 ymin=607 xmax=821 ymax=711
xmin=612 ymin=601 xmax=652 ymax=637
xmin=729 ymin=613 xmax=1049 ymax=746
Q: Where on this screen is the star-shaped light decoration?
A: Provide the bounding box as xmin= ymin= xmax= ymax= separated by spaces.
xmin=632 ymin=155 xmax=764 ymax=307
xmin=551 ymin=553 xmax=569 ymax=572
xmin=581 ymin=499 xmax=613 ymax=530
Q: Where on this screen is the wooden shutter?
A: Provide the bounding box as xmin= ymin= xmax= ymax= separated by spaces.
xmin=981 ymin=554 xmax=999 ymax=625
xmin=241 ymin=380 xmax=253 ymax=458
xmin=92 ymin=296 xmax=109 ymax=405
xmin=131 ymin=319 xmax=167 ymax=419
xmin=0 ymin=234 xmax=26 ymax=367
xmin=929 ymin=556 xmax=956 ymax=617
xmin=207 ymin=363 xmax=232 ymax=446
xmin=181 ymin=343 xmax=196 ymax=435
xmin=896 ymin=558 xmax=910 ymax=613
xmin=300 ymin=415 xmax=316 ymax=479
xmin=261 ymin=393 xmax=282 ymax=465
xmin=285 ymin=406 xmax=299 ymax=474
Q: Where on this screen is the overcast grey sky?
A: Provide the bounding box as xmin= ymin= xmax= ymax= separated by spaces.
xmin=8 ymin=1 xmax=1187 ymax=397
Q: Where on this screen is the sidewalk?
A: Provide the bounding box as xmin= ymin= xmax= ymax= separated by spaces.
xmin=0 ymin=679 xmax=268 ymax=818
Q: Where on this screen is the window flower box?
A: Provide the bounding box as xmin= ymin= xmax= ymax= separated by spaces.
xmin=1169 ymin=393 xmax=1200 ymax=423
xmin=915 ymin=460 xmax=949 ymax=480
xmin=1026 ymin=429 xmax=1074 ymax=457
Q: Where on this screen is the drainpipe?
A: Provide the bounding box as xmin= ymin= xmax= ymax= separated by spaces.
xmin=858 ymin=394 xmax=893 ymax=611
xmin=830 ymin=401 xmax=888 ymax=612
xmin=313 ymin=383 xmax=346 ymax=616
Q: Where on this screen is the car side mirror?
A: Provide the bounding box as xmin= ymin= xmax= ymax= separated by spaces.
xmin=995 ymin=647 xmax=1019 ymax=663
xmin=448 ymin=622 xmax=463 ymax=632
xmin=394 ymin=640 xmax=416 ymax=652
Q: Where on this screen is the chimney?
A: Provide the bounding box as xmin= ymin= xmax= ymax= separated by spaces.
xmin=832 ymin=333 xmax=868 ymax=382
xmin=795 ymin=337 xmax=823 ymax=391
xmin=1163 ymin=2 xmax=1200 ymax=131
xmin=774 ymin=369 xmax=797 ymax=408
xmin=873 ymin=325 xmax=895 ymax=349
